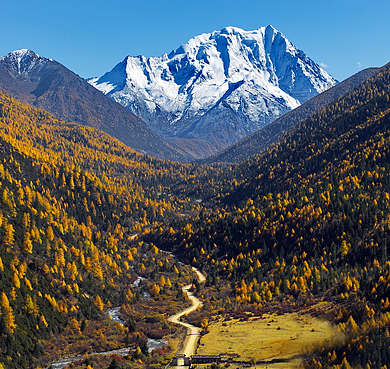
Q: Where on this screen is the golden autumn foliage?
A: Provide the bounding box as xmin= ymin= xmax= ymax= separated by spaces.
xmin=0 ymin=89 xmax=205 ymax=368
xmin=0 ymin=59 xmax=390 ymax=369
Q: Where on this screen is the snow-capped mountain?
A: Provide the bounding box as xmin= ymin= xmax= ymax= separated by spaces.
xmin=90 ymin=25 xmax=337 ymax=149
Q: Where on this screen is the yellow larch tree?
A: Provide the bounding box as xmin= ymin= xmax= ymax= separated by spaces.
xmin=23 ymin=231 xmax=33 ymax=254
xmin=94 ymin=295 xmax=104 ymax=311
xmin=4 ymin=223 xmax=15 ymax=246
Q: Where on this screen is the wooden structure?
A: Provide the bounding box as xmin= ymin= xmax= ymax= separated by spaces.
xmin=170 ymin=354 xmax=223 ymax=367
xmin=171 ymin=354 xmax=191 ymax=367
xmin=191 ymin=355 xmax=223 ymax=364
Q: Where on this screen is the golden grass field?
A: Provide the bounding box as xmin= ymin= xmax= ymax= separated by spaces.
xmin=196 ymin=312 xmax=344 ymax=368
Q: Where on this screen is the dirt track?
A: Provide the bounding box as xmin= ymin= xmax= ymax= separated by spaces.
xmin=168 ymin=267 xmax=205 ymax=357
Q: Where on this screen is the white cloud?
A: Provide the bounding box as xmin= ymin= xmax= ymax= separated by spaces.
xmin=319 ymin=62 xmax=330 ymax=69
xmin=357 ymin=62 xmax=363 ymax=68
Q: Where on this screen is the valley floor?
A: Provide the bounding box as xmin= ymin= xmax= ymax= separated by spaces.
xmin=196 ymin=311 xmax=344 ymax=368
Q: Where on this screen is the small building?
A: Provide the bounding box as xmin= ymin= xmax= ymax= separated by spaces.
xmin=191 ymin=355 xmax=223 ymax=365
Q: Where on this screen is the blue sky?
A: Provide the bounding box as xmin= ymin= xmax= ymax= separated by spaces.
xmin=0 ymin=0 xmax=389 ymax=81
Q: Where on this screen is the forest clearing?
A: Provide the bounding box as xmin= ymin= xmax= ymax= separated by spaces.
xmin=197 ymin=312 xmax=344 ymax=368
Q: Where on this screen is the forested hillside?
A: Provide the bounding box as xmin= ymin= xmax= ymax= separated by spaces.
xmin=0 ymin=90 xmax=220 ymax=368
xmin=149 ymin=62 xmax=390 ymax=368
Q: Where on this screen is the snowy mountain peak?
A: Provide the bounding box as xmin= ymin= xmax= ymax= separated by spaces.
xmin=10 ymin=48 xmax=39 ymax=57
xmin=1 ymin=49 xmax=48 ymax=75
xmin=90 ymin=25 xmax=337 ymax=149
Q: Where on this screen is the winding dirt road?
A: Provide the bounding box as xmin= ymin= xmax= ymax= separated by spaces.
xmin=168 ymin=267 xmax=206 ymax=357
xmin=49 ymin=267 xmax=205 ymax=368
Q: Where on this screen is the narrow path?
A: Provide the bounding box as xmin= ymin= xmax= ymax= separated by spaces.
xmin=168 ymin=266 xmax=206 ymax=357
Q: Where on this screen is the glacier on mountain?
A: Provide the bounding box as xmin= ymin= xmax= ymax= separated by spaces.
xmin=91 ymin=25 xmax=337 ymax=148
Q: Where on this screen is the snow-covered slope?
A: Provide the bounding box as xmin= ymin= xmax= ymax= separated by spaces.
xmin=90 ymin=25 xmax=337 ymax=149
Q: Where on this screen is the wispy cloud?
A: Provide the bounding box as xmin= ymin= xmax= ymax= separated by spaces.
xmin=357 ymin=62 xmax=364 ymax=68
xmin=319 ymin=62 xmax=330 ymax=69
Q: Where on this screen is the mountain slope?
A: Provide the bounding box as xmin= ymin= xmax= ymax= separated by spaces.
xmin=90 ymin=25 xmax=336 ymax=154
xmin=0 ymin=49 xmax=188 ymax=161
xmin=203 ymin=67 xmax=379 ymax=164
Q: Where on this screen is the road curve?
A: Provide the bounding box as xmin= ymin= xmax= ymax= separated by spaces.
xmin=168 ymin=267 xmax=206 ymax=357
xmin=48 ymin=267 xmax=205 ymax=368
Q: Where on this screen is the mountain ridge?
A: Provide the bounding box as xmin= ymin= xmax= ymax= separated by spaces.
xmin=0 ymin=49 xmax=190 ymax=161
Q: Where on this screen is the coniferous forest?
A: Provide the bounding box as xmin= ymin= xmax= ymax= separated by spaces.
xmin=1 ymin=60 xmax=390 ymax=368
